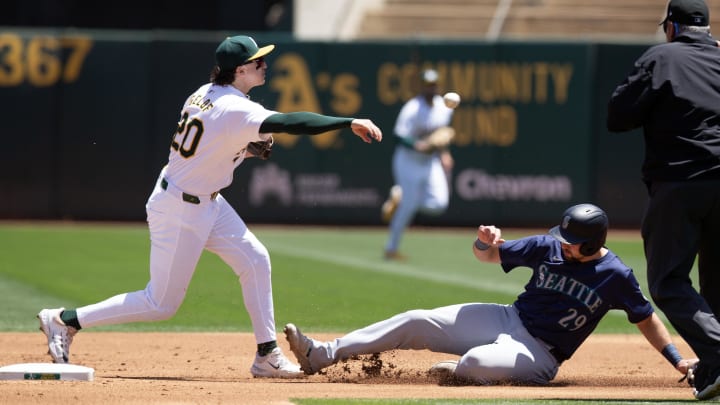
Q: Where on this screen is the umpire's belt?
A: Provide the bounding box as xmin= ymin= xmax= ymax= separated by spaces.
xmin=161 ymin=178 xmax=218 ymax=204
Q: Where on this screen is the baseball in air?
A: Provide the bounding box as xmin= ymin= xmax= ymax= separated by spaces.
xmin=443 ymin=92 xmax=461 ymax=109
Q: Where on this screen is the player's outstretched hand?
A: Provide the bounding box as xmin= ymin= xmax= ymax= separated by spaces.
xmin=477 ymin=225 xmax=505 ymax=246
xmin=351 ymin=119 xmax=383 ymax=143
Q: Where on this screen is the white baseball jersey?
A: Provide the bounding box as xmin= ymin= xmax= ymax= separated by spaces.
xmin=385 ymin=94 xmax=454 ymax=254
xmin=394 ymin=94 xmax=453 ymax=143
xmin=76 ymin=83 xmax=283 ymax=346
xmin=167 ymin=83 xmax=276 ymax=195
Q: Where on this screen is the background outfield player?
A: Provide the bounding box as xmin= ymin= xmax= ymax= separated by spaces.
xmin=36 ymin=35 xmax=382 ymax=378
xmin=381 ymin=68 xmax=455 ymax=260
xmin=285 ymin=204 xmax=695 ymax=384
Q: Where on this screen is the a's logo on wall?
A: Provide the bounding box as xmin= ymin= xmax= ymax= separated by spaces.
xmin=249 ymin=163 xmax=293 ymax=206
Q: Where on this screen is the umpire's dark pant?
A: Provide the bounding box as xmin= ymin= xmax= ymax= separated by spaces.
xmin=643 ymin=179 xmax=720 ymax=386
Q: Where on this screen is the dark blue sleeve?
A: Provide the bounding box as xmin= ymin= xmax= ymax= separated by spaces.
xmin=499 ymin=236 xmax=553 ymax=273
xmin=605 ymin=263 xmax=654 ymax=323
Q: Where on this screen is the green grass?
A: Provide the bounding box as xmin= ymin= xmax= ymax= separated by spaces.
xmin=0 ymin=222 xmax=689 ymax=334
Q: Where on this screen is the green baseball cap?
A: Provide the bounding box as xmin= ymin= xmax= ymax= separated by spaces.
xmin=215 ymin=35 xmax=275 ymax=70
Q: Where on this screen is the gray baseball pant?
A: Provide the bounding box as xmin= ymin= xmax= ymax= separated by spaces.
xmin=307 ymin=303 xmax=559 ymax=384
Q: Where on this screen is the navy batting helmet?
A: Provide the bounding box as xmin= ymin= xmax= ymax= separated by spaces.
xmin=549 ymin=203 xmax=608 ymax=256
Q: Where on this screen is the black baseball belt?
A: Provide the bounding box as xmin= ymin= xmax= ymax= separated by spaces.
xmin=549 ymin=347 xmax=566 ymax=364
xmin=534 ymin=335 xmax=567 ymax=364
xmin=160 ymin=178 xmax=218 ymax=204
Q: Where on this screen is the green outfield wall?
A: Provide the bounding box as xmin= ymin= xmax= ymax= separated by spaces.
xmin=0 ymin=29 xmax=650 ymax=227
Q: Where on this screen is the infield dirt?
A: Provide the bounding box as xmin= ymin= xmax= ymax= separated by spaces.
xmin=0 ymin=332 xmax=696 ymax=404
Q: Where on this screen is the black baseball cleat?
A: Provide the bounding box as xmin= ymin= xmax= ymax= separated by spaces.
xmin=683 ymin=362 xmax=720 ymax=400
xmin=695 ymin=374 xmax=720 ymax=400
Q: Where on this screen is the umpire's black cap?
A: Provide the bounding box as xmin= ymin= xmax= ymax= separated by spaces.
xmin=660 ymin=0 xmax=709 ymax=27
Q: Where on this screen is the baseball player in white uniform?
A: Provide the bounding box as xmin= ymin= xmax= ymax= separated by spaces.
xmin=285 ymin=204 xmax=696 ymax=384
xmin=382 ymin=69 xmax=454 ymax=260
xmin=37 ymin=35 xmax=382 ymax=378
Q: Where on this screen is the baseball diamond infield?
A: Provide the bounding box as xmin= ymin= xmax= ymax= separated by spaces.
xmin=0 ymin=332 xmax=697 ymax=404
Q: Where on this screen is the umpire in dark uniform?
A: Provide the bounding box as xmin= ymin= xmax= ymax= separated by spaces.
xmin=606 ymin=0 xmax=720 ymax=400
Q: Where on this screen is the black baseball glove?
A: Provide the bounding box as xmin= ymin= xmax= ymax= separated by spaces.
xmin=246 ymin=136 xmax=274 ymax=160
